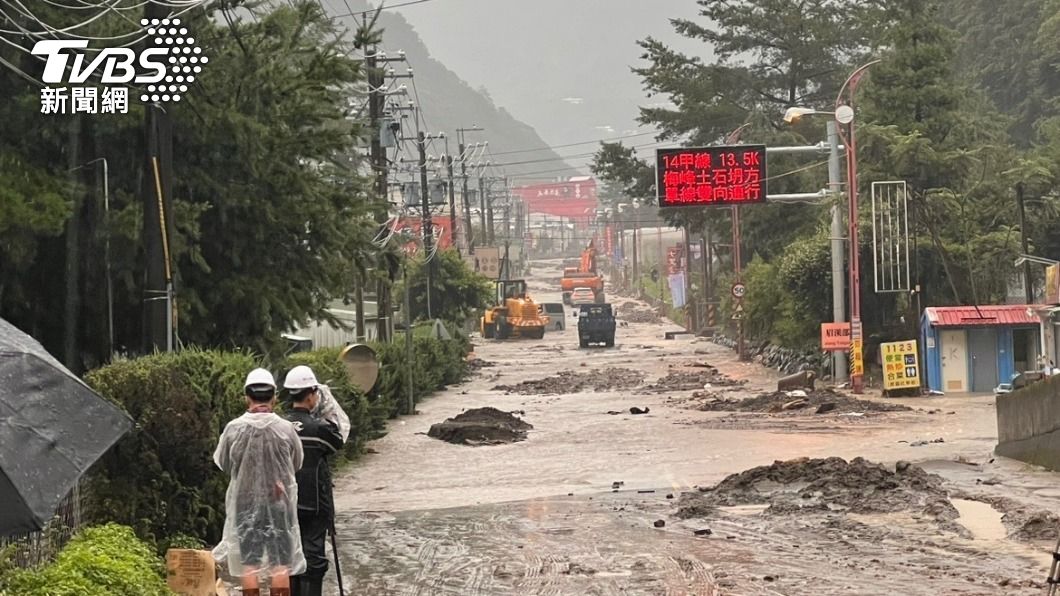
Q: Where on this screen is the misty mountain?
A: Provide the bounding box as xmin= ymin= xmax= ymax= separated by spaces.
xmin=320 ymin=0 xmax=580 ymax=181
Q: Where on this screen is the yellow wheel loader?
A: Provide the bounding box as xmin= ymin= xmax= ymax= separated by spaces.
xmin=480 ymin=279 xmax=547 ymax=340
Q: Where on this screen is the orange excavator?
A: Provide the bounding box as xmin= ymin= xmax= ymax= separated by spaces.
xmin=561 ymin=240 xmax=605 ymax=304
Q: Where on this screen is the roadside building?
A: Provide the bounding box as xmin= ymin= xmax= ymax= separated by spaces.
xmin=291 ymin=300 xmax=381 ymax=348
xmin=920 ymin=305 xmax=1041 ymax=393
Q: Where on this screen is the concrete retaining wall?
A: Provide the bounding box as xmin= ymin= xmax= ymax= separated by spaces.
xmin=996 ymin=375 xmax=1060 ymax=470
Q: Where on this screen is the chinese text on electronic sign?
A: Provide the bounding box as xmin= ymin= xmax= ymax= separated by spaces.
xmin=655 ymin=145 xmax=767 ymax=208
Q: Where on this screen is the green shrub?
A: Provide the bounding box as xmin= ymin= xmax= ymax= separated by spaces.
xmin=84 ymin=349 xmax=259 ymax=547
xmin=83 ymin=327 xmax=470 ymax=547
xmin=0 ymin=524 xmax=172 ymax=596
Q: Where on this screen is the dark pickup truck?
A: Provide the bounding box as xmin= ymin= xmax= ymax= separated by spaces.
xmin=577 ymin=303 xmax=616 ymax=348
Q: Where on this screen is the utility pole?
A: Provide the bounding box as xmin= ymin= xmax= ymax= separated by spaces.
xmin=446 ymin=153 xmax=459 ymax=255
xmin=142 ymin=0 xmax=175 ymax=354
xmin=485 ymin=178 xmax=496 ymax=245
xmin=683 ymin=224 xmax=694 ymax=331
xmin=360 ymin=47 xmax=382 ymax=343
xmin=417 ymin=131 xmax=433 ymax=319
xmin=478 ymin=176 xmax=488 ymax=245
xmin=827 ymin=120 xmax=848 ymax=383
xmin=732 ymin=206 xmax=745 ymax=361
xmin=1017 ymin=182 xmax=1034 ymax=304
xmin=702 ymin=222 xmax=714 ymax=329
xmin=457 ymin=126 xmax=484 ymax=251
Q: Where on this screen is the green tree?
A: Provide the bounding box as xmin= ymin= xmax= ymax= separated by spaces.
xmin=950 ymin=0 xmax=1060 ymax=144
xmin=0 ymin=1 xmax=380 ymax=363
xmin=860 ymin=0 xmax=1018 ymax=308
xmin=398 ymin=249 xmax=493 ymax=326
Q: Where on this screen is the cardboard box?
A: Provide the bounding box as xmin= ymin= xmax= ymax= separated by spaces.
xmin=166 ymin=549 xmax=227 ymax=596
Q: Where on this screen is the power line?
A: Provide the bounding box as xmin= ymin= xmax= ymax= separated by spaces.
xmin=328 ymin=0 xmax=434 ymax=20
xmin=490 ymin=130 xmax=664 ymax=156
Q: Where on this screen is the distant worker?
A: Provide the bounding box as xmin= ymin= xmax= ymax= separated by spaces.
xmin=283 ymin=365 xmax=346 ymax=596
xmin=213 ymin=368 xmax=305 ymax=596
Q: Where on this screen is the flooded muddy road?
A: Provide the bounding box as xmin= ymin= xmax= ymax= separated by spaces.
xmin=326 ymin=260 xmax=1060 ymax=595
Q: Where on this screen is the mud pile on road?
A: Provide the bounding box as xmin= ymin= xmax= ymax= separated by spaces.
xmin=467 ymin=357 xmax=496 ymax=374
xmin=615 ymin=302 xmax=662 ymax=324
xmin=494 ymin=368 xmax=646 ymax=395
xmin=678 ymin=457 xmax=957 ymax=522
xmin=696 ymin=388 xmax=912 ymax=415
xmin=642 ymin=364 xmax=745 ymax=392
xmin=427 ymin=407 xmax=533 ymax=446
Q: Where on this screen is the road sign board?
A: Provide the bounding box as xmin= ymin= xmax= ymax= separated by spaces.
xmin=850 ymin=320 xmax=863 ymax=341
xmin=731 ymin=311 xmax=743 ymax=321
xmin=881 ymin=340 xmax=920 ymax=390
xmin=731 ymin=283 xmax=746 ymax=299
xmin=733 ymin=302 xmax=744 ymax=313
xmin=656 ymin=145 xmax=767 ymax=207
xmin=821 ymin=322 xmax=851 ymax=351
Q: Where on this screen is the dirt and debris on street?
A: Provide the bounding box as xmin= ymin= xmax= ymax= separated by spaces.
xmin=426 ymin=407 xmax=532 ymax=445
xmin=641 ymin=365 xmax=745 ymax=392
xmin=493 ymin=367 xmax=645 ymax=394
xmin=615 ymin=301 xmax=663 ymax=324
xmin=467 ymin=357 xmax=496 ymax=373
xmin=327 ymin=260 xmax=1060 ymax=596
xmin=679 ymin=457 xmax=955 ymax=520
xmin=695 ymin=387 xmax=913 ymax=414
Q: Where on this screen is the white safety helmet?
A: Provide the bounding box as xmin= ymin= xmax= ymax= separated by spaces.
xmin=244 ymin=368 xmax=276 ymax=399
xmin=283 ymin=365 xmax=319 ymax=391
xmin=244 ymin=368 xmax=276 ymax=389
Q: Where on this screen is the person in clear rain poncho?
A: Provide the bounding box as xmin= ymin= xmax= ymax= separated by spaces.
xmin=213 ymin=368 xmax=306 ymax=596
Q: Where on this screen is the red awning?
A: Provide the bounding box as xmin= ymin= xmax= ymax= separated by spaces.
xmin=924 ymin=305 xmax=1041 ymax=327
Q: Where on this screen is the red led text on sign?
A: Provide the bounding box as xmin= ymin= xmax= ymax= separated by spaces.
xmin=655 ymin=145 xmax=767 ymax=207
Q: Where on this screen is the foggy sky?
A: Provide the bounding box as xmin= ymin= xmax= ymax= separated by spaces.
xmin=392 ymin=0 xmax=706 ymax=167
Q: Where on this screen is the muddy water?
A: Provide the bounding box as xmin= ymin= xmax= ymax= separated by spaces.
xmin=952 ymin=498 xmax=1007 ymax=540
xmin=325 ymin=259 xmax=1058 ymax=595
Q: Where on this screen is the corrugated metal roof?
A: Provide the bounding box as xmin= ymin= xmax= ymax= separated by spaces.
xmin=924 ymin=305 xmax=1041 ymax=327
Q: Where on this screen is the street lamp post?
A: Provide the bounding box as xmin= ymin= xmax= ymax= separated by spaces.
xmin=70 ymin=158 xmax=112 ymax=357
xmin=835 ymin=60 xmax=880 ymax=395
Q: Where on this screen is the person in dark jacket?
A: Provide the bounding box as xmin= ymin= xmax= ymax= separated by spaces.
xmin=282 ymin=365 xmax=344 ymax=596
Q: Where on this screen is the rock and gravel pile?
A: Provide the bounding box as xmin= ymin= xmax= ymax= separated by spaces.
xmin=677 ymin=457 xmax=957 ymax=522
xmin=467 ymin=358 xmax=496 ymax=373
xmin=494 ymin=368 xmax=646 ymax=395
xmin=615 ymin=302 xmax=663 ymax=325
xmin=427 ymin=407 xmax=533 ymax=446
xmin=695 ymin=388 xmax=912 ymax=415
xmin=642 ymin=364 xmax=745 ymax=393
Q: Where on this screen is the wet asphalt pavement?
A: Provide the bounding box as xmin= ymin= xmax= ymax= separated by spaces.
xmin=322 ymin=259 xmax=1060 ymax=595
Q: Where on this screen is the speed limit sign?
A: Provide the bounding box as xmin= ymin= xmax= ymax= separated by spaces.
xmin=731 ymin=283 xmax=746 ymax=299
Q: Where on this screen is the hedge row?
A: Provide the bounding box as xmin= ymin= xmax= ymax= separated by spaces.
xmin=82 ymin=326 xmax=470 ymax=547
xmin=0 ymin=524 xmax=171 ymax=596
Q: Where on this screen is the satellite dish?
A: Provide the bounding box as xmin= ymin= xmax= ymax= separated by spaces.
xmin=339 ymin=344 xmax=379 ymax=393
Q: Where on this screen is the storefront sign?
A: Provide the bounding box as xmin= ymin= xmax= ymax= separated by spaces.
xmin=1046 ymin=264 xmax=1060 ymax=305
xmin=881 ymin=340 xmax=920 ymax=390
xmin=850 ymin=339 xmax=864 ymax=376
xmin=821 ymin=323 xmax=851 ymax=351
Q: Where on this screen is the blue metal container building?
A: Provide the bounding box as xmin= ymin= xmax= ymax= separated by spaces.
xmin=920 ymin=305 xmax=1041 ymax=394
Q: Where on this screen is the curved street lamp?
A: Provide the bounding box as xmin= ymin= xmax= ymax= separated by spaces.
xmin=835 ymin=60 xmax=881 ymax=394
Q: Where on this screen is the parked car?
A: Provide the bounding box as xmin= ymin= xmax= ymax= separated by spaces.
xmin=994 ymin=382 xmax=1013 ymax=396
xmin=539 ymin=302 xmax=566 ymax=331
xmin=570 ymin=287 xmax=596 ymax=305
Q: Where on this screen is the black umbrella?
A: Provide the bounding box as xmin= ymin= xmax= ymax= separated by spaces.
xmin=0 ymin=317 xmax=132 ymax=536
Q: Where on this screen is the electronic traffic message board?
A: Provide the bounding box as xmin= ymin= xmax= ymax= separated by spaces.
xmin=656 ymin=145 xmax=767 ymax=208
